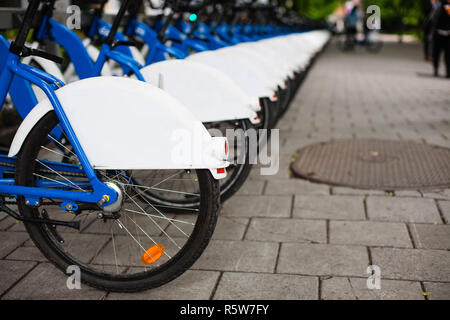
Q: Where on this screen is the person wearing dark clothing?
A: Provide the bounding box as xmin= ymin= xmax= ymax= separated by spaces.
xmin=345 ymin=6 xmax=358 ymax=36
xmin=423 ymin=0 xmax=440 ymax=60
xmin=431 ymin=0 xmax=450 ymax=78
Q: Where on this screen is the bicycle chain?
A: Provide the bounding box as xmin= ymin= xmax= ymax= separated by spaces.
xmin=1 ymin=159 xmax=85 ymax=207
xmin=0 ymin=160 xmax=86 ymax=177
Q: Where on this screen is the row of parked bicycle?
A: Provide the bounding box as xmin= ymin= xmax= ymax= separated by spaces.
xmin=0 ymin=0 xmax=329 ymax=292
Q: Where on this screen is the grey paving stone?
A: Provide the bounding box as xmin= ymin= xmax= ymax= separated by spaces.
xmin=394 ymin=190 xmax=422 ymax=198
xmin=107 ymin=270 xmax=220 ymax=300
xmin=423 ymin=282 xmax=450 ymax=300
xmin=221 ymin=195 xmax=292 ymax=218
xmin=280 ymin=138 xmax=326 ymax=156
xmin=421 ymin=189 xmax=450 ymax=201
xmin=192 ymin=240 xmax=278 ymax=273
xmin=235 ymin=180 xmax=265 ymax=196
xmin=249 ymin=166 xmax=291 ymax=181
xmin=438 ymin=201 xmax=450 ymax=223
xmin=0 ymin=217 xmax=15 ymax=231
xmin=366 ymin=197 xmax=442 ymax=223
xmin=0 ymin=232 xmax=29 ymax=259
xmin=212 ymin=217 xmax=249 ymax=241
xmin=245 ymin=218 xmax=326 ymax=244
xmin=7 ymin=220 xmax=26 ymax=232
xmin=265 ymin=180 xmax=330 ymax=196
xmin=321 ymin=277 xmax=423 ymax=300
xmin=2 ymin=263 xmax=107 ymax=300
xmin=332 ymin=187 xmax=386 ymax=196
xmin=249 ymin=142 xmax=288 ymax=181
xmin=371 ymin=248 xmax=450 ymax=282
xmin=0 ymin=260 xmax=37 ymax=296
xmin=294 ymin=195 xmax=365 ymax=220
xmin=330 ymin=221 xmax=412 ymax=248
xmin=213 ymin=272 xmax=318 ymax=300
xmin=277 ymin=243 xmax=369 ymax=277
xmin=6 ymin=246 xmax=47 ymax=262
xmin=409 ymin=224 xmax=450 ymax=250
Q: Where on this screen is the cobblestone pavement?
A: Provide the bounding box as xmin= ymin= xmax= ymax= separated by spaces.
xmin=1 ymin=40 xmax=449 ymax=300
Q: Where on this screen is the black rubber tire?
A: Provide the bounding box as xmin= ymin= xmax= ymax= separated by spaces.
xmin=257 ymin=97 xmax=272 ymax=132
xmin=219 ymin=120 xmax=253 ymax=203
xmin=366 ymin=40 xmax=383 ymax=53
xmin=277 ymin=81 xmax=292 ymax=120
xmin=15 ymin=111 xmax=221 ymax=292
xmin=337 ymin=35 xmax=355 ymax=52
xmin=286 ymin=77 xmax=297 ymax=107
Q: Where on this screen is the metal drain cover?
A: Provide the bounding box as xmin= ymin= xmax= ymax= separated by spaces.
xmin=290 ymin=139 xmax=450 ymax=190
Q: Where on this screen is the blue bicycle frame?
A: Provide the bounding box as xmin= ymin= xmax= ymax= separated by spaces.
xmin=35 ymin=12 xmax=146 ymax=81
xmin=0 ymin=37 xmax=117 ymax=208
xmin=125 ymin=18 xmax=188 ymax=64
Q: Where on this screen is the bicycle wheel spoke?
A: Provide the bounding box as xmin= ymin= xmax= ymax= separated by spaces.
xmin=47 ymin=133 xmax=77 ymax=159
xmin=33 ymin=173 xmax=84 ymax=191
xmin=111 ymin=226 xmax=119 ymax=274
xmin=35 ymin=159 xmax=87 ymax=192
xmin=124 ymin=208 xmax=195 ymax=225
xmin=123 ymin=188 xmax=183 ymax=249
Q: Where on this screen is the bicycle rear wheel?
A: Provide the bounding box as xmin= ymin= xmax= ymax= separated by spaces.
xmin=16 ymin=111 xmax=220 ymax=292
xmin=337 ymin=34 xmax=355 ymax=51
xmin=366 ymin=32 xmax=383 ymax=53
xmin=206 ymin=120 xmax=253 ymax=203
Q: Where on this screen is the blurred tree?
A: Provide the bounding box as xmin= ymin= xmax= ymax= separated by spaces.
xmin=289 ymin=0 xmax=424 ymax=35
xmin=291 ymin=0 xmax=342 ymax=20
xmin=364 ymin=0 xmax=423 ymax=35
xmin=1 ymin=0 xmax=22 ymax=7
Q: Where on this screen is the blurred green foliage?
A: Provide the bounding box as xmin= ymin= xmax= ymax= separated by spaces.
xmin=292 ymin=0 xmax=426 ymax=33
xmin=292 ymin=0 xmax=342 ymax=20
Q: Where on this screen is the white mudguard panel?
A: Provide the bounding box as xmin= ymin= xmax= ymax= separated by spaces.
xmin=139 ymin=60 xmax=260 ymax=124
xmin=188 ymin=51 xmax=277 ymax=99
xmin=9 ymin=77 xmax=228 ymax=176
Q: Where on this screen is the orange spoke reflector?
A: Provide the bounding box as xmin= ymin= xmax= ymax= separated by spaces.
xmin=141 ymin=244 xmax=165 ymax=265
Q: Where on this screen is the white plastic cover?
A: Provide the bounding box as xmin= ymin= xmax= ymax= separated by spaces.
xmin=139 ymin=60 xmax=260 ymax=124
xmin=9 ymin=77 xmax=229 ymax=178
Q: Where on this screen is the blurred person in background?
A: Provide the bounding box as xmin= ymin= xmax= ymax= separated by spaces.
xmin=344 ymin=1 xmax=359 ymax=42
xmin=423 ymin=0 xmax=440 ymax=61
xmin=431 ymin=0 xmax=450 ymax=78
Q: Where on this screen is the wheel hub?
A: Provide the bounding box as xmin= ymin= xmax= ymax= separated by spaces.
xmin=102 ymin=181 xmax=124 ymax=213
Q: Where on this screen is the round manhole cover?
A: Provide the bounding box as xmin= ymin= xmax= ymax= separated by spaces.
xmin=290 ymin=139 xmax=450 ymax=190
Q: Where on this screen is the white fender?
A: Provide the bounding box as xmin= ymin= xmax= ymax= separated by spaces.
xmin=216 ymin=45 xmax=290 ymax=86
xmin=22 ymin=56 xmax=65 ymax=81
xmin=187 ymin=51 xmax=277 ymax=100
xmin=243 ymin=41 xmax=298 ymax=76
xmin=9 ymin=77 xmax=228 ymax=178
xmin=130 ymin=46 xmax=146 ymax=67
xmin=139 ymin=60 xmax=260 ymax=124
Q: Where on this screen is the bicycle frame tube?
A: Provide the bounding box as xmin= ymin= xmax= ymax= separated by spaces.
xmin=96 ymin=44 xmax=145 ymax=80
xmin=125 ymin=18 xmax=187 ymax=64
xmin=36 ymin=15 xmax=144 ymax=80
xmin=37 ymin=16 xmax=96 ymax=79
xmin=0 ymin=52 xmax=116 ymax=205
